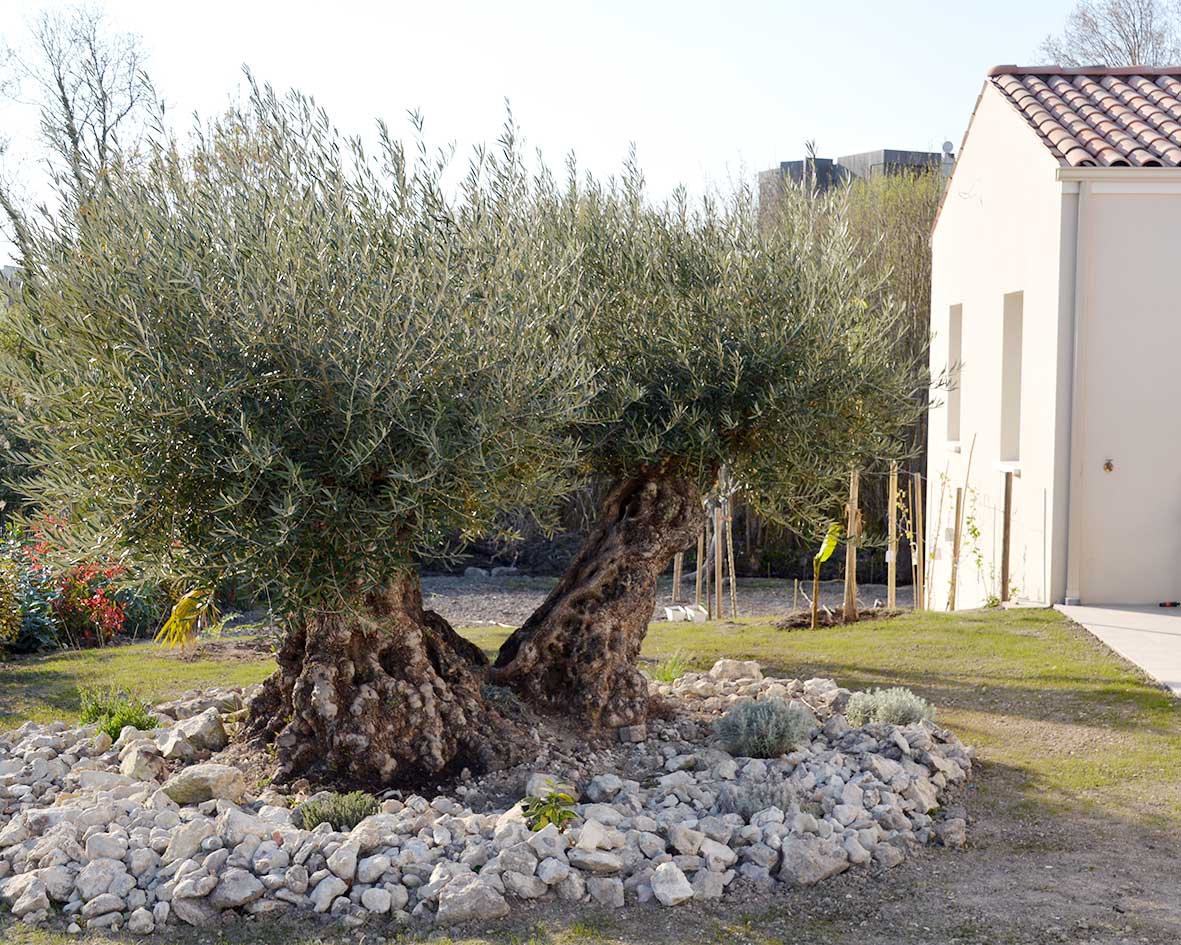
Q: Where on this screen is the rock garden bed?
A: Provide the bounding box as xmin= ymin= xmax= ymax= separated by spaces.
xmin=0 ymin=660 xmax=973 ymax=935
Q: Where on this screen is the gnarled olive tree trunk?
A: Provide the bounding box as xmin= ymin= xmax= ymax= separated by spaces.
xmin=246 ymin=572 xmax=510 ymax=786
xmin=492 ymin=470 xmax=705 ymax=729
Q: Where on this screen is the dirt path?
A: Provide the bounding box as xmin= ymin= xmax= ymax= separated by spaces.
xmin=421 ymin=574 xmax=914 ymax=627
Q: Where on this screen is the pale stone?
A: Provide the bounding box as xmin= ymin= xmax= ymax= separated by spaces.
xmin=567 ymin=849 xmax=624 ymax=874
xmin=85 ymin=832 xmax=128 ymax=861
xmin=584 ymin=774 xmax=624 ymax=802
xmin=76 ymin=859 xmax=128 ymax=901
xmin=778 ymin=837 xmax=849 ymax=886
xmin=81 ymin=892 xmax=124 ymax=918
xmin=699 ymin=837 xmax=737 ymax=871
xmin=575 ymin=819 xmax=610 ymax=851
xmin=127 ymin=907 xmax=154 ymax=935
xmin=327 ymin=841 xmax=359 ymax=881
xmin=217 ymin=807 xmax=270 ymax=845
xmin=310 ymin=875 xmax=348 ymax=913
xmin=937 ymin=817 xmax=967 ymax=848
xmin=161 ymin=764 xmax=245 ymax=805
xmin=586 ymin=876 xmax=624 ymax=907
xmin=120 ymin=746 xmax=164 ymax=781
xmin=435 ymin=875 xmax=510 ymax=926
xmin=536 ymin=856 xmax=571 ymax=885
xmin=710 ymin=659 xmax=763 ymax=681
xmin=502 ymin=869 xmax=547 ymax=899
xmin=526 ymin=823 xmax=568 ymax=860
xmin=163 ymin=818 xmax=215 ymax=863
xmin=159 ymin=731 xmax=196 ymax=762
xmin=669 ymin=824 xmax=704 ymax=856
xmin=174 ymin=708 xmax=228 ymax=752
xmin=361 ymin=886 xmax=391 ymax=913
xmin=651 ymin=862 xmax=694 ymax=906
xmin=356 ymin=853 xmax=390 ymax=884
xmin=691 ymin=868 xmax=725 ymax=899
xmin=208 ymin=868 xmax=264 ymax=908
xmin=170 ymin=894 xmax=220 ymax=928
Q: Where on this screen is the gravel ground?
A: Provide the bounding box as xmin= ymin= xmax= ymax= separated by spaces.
xmin=421 ymin=574 xmax=915 ymax=628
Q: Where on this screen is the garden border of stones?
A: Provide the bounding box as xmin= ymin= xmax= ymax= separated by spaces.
xmin=0 ymin=660 xmax=973 ymax=934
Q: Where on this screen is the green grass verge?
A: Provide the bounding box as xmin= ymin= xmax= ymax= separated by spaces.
xmin=2 ymin=607 xmax=1178 ymax=829
xmin=0 ymin=642 xmax=274 ymax=730
xmin=466 ymin=608 xmax=1181 ymax=827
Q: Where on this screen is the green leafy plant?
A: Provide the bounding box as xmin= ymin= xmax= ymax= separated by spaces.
xmin=651 ymin=650 xmax=691 ymax=683
xmin=0 ymin=558 xmax=20 ymax=647
xmin=0 ymin=548 xmax=57 ymax=653
xmin=715 ymin=697 xmax=817 ymax=758
xmin=845 ymin=687 xmax=936 ymax=727
xmin=295 ymin=791 xmax=380 ymax=831
xmin=78 ymin=687 xmax=158 ymax=740
xmin=811 ymin=523 xmax=842 ymax=629
xmin=522 ymin=781 xmax=577 ymax=832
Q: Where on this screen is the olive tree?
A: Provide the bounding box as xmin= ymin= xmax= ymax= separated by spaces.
xmin=2 ymin=83 xmax=591 ymax=785
xmin=491 ymin=170 xmax=924 ymax=730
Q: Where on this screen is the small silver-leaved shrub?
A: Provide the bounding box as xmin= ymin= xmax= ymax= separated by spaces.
xmin=845 ymin=687 xmax=936 ymax=726
xmin=295 ymin=791 xmax=379 ymax=831
xmin=717 ymin=775 xmax=797 ymax=820
xmin=715 ymin=697 xmax=816 ymax=758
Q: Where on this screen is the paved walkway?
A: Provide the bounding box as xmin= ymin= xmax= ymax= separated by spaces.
xmin=1057 ymin=604 xmax=1181 ymax=695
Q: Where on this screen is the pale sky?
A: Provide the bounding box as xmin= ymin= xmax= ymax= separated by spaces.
xmin=1 ymin=0 xmax=1073 ymax=264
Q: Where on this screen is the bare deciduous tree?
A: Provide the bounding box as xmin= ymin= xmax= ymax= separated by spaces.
xmin=1040 ymin=0 xmax=1181 ymax=66
xmin=1 ymin=5 xmax=158 ymax=251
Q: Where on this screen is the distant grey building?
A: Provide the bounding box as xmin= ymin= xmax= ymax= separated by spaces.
xmin=758 ymin=146 xmax=954 ymax=217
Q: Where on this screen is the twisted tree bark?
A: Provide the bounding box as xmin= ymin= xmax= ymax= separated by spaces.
xmin=246 ymin=572 xmax=513 ymax=787
xmin=492 ymin=470 xmax=705 ymax=729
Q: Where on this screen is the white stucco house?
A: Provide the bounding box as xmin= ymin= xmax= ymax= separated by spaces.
xmin=927 ymin=65 xmax=1181 ymax=609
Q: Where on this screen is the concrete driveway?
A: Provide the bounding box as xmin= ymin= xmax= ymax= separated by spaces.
xmin=1057 ymin=603 xmax=1181 ymax=695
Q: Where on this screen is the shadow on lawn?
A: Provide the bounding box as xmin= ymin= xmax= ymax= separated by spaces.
xmin=0 ymin=663 xmax=83 ymax=722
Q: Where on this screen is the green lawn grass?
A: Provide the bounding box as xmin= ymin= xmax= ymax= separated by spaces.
xmin=472 ymin=608 xmax=1181 ymax=826
xmin=3 ymin=607 xmax=1178 ymax=826
xmin=0 ymin=642 xmax=274 ymax=730
xmin=2 ymin=606 xmax=1180 ymax=944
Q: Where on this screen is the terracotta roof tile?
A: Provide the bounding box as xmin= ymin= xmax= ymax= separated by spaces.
xmin=989 ymin=65 xmax=1181 ymax=167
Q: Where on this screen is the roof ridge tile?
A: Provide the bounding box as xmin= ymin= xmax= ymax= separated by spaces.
xmin=990 ymin=66 xmax=1181 ymax=168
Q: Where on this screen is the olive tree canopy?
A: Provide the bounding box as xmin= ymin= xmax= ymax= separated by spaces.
xmin=3 ymin=81 xmax=592 ymax=783
xmin=492 ymin=167 xmax=925 ymax=729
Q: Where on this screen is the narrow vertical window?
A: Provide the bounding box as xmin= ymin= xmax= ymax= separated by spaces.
xmin=947 ymin=304 xmax=962 ymax=442
xmin=1000 ymin=292 xmax=1023 ymax=463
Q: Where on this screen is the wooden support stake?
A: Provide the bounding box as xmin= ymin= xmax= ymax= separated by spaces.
xmin=714 ymin=505 xmax=724 ymax=620
xmin=811 ymin=563 xmax=821 ymax=630
xmin=793 ymin=578 xmax=799 ymax=613
xmin=671 ymin=552 xmax=683 ymax=604
xmin=948 ymin=486 xmax=964 ymax=611
xmin=705 ymin=520 xmax=713 ymax=620
xmin=843 ymin=469 xmax=860 ymax=623
xmin=907 ymin=477 xmax=918 ymax=593
xmin=887 ymin=461 xmax=898 ymax=610
xmin=914 ymin=472 xmax=925 ymax=611
xmin=1001 ymin=471 xmax=1013 ymax=604
xmin=725 ymin=504 xmax=738 ymax=618
xmin=695 ymin=531 xmax=704 ymax=608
